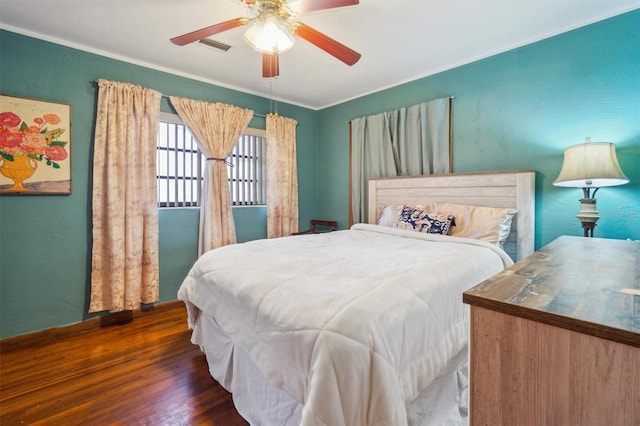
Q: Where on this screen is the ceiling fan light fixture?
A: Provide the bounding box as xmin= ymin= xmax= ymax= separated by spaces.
xmin=242 ymin=14 xmax=294 ymax=53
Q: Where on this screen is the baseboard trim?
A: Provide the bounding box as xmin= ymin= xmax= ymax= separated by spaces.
xmin=0 ymin=300 xmax=185 ymax=353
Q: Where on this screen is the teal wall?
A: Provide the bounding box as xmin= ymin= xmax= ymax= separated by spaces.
xmin=317 ymin=10 xmax=640 ymax=248
xmin=2 ymin=10 xmax=639 ymax=338
xmin=0 ymin=30 xmax=317 ymax=338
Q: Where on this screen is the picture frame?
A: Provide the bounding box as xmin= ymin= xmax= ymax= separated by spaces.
xmin=0 ymin=94 xmax=72 ymax=194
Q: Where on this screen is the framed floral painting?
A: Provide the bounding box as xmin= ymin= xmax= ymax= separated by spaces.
xmin=0 ymin=94 xmax=72 ymax=194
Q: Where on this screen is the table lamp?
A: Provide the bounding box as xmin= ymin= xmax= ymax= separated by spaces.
xmin=553 ymin=138 xmax=628 ymax=237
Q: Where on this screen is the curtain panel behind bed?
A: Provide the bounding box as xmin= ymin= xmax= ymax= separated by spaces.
xmin=350 ymin=97 xmax=452 ymax=224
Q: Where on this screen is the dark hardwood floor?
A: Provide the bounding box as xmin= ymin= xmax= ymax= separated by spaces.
xmin=0 ymin=305 xmax=249 ymax=425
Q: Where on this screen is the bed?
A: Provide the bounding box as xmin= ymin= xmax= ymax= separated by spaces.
xmin=178 ymin=170 xmax=535 ymax=426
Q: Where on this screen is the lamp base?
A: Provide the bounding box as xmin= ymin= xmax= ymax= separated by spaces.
xmin=577 ymin=197 xmax=599 ymax=237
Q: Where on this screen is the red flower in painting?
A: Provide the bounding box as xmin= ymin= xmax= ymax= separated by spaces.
xmin=0 ymin=112 xmax=21 ymax=128
xmin=0 ymin=130 xmax=23 ymax=148
xmin=45 ymin=145 xmax=68 ymax=161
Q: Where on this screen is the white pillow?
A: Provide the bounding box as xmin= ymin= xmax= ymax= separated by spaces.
xmin=377 ymin=204 xmax=403 ymax=227
xmin=431 ymin=203 xmax=517 ymax=248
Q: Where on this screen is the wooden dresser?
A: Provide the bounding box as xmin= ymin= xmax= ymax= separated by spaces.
xmin=463 ymin=236 xmax=640 ymax=426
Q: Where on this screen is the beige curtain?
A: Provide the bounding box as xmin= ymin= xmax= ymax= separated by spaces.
xmin=169 ymin=97 xmax=253 ymax=255
xmin=266 ymin=114 xmax=299 ymax=238
xmin=90 ymin=80 xmax=161 ymax=313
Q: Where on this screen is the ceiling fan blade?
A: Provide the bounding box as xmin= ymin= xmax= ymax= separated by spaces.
xmin=294 ymin=22 xmax=361 ymax=66
xmin=263 ymin=52 xmax=280 ymax=78
xmin=171 ymin=17 xmax=247 ymax=46
xmin=293 ymin=0 xmax=359 ymax=13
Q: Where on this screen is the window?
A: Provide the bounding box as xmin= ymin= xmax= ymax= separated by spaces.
xmin=157 ymin=113 xmax=267 ymax=207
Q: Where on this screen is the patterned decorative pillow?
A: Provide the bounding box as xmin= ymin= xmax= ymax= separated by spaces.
xmin=377 ymin=203 xmax=433 ymax=227
xmin=396 ymin=205 xmax=455 ymax=235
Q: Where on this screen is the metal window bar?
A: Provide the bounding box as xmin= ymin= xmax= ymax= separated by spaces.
xmin=183 ymin=129 xmax=190 ymax=206
xmin=240 ymin=137 xmax=247 ymax=205
xmin=259 ymin=135 xmax=264 ymax=204
xmin=248 ymin=136 xmax=255 ymax=205
xmin=172 ymin=126 xmax=177 ymax=207
xmin=250 ymin=135 xmax=258 ymax=204
xmin=257 ymin=134 xmax=266 ymax=204
xmin=173 ymin=123 xmax=180 ymax=207
xmin=254 ymin=135 xmax=260 ymax=204
xmin=236 ymin=138 xmax=242 ymax=205
xmin=175 ymin=124 xmax=180 ymax=207
xmin=180 ymin=126 xmax=187 ymax=207
xmin=243 ymin=137 xmax=250 ymax=205
xmin=184 ymin=127 xmax=196 ymax=207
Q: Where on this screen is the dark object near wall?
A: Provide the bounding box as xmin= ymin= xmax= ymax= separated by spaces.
xmin=293 ymin=219 xmax=338 ymax=235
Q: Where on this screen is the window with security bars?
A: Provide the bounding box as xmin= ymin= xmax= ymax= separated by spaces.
xmin=157 ymin=113 xmax=267 ymax=207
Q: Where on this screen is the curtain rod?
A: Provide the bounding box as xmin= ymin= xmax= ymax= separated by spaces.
xmin=158 ymin=94 xmax=267 ymax=118
xmin=347 ymin=96 xmax=455 ymax=124
xmin=91 ymin=80 xmax=268 ymax=118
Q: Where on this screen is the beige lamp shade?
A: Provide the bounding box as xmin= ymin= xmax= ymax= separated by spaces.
xmin=553 ymin=141 xmax=629 ymax=188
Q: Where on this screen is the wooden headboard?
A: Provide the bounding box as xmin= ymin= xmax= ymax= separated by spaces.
xmin=367 ymin=170 xmax=535 ymax=262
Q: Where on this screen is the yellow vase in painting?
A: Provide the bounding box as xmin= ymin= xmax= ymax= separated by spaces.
xmin=0 ymin=155 xmax=38 ymax=192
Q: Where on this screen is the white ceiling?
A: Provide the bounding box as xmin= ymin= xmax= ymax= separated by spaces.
xmin=1 ymin=0 xmax=638 ymax=110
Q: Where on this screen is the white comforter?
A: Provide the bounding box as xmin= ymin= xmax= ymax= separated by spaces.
xmin=178 ymin=224 xmax=512 ymax=426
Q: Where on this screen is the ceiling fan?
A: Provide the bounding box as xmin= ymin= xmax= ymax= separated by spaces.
xmin=171 ymin=0 xmax=361 ymax=78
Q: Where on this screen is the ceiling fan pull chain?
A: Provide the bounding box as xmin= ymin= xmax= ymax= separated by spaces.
xmin=274 ymin=79 xmax=279 ymax=116
xmin=269 ymin=78 xmax=279 ymax=117
xmin=269 ymin=79 xmax=273 ymax=115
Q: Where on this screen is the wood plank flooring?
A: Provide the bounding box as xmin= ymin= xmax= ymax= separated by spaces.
xmin=0 ymin=305 xmax=249 ymax=425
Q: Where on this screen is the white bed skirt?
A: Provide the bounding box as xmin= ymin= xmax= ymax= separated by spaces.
xmin=192 ymin=312 xmax=469 ymax=426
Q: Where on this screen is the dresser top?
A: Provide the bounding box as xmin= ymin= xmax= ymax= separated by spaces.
xmin=463 ymin=235 xmax=640 ymax=347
